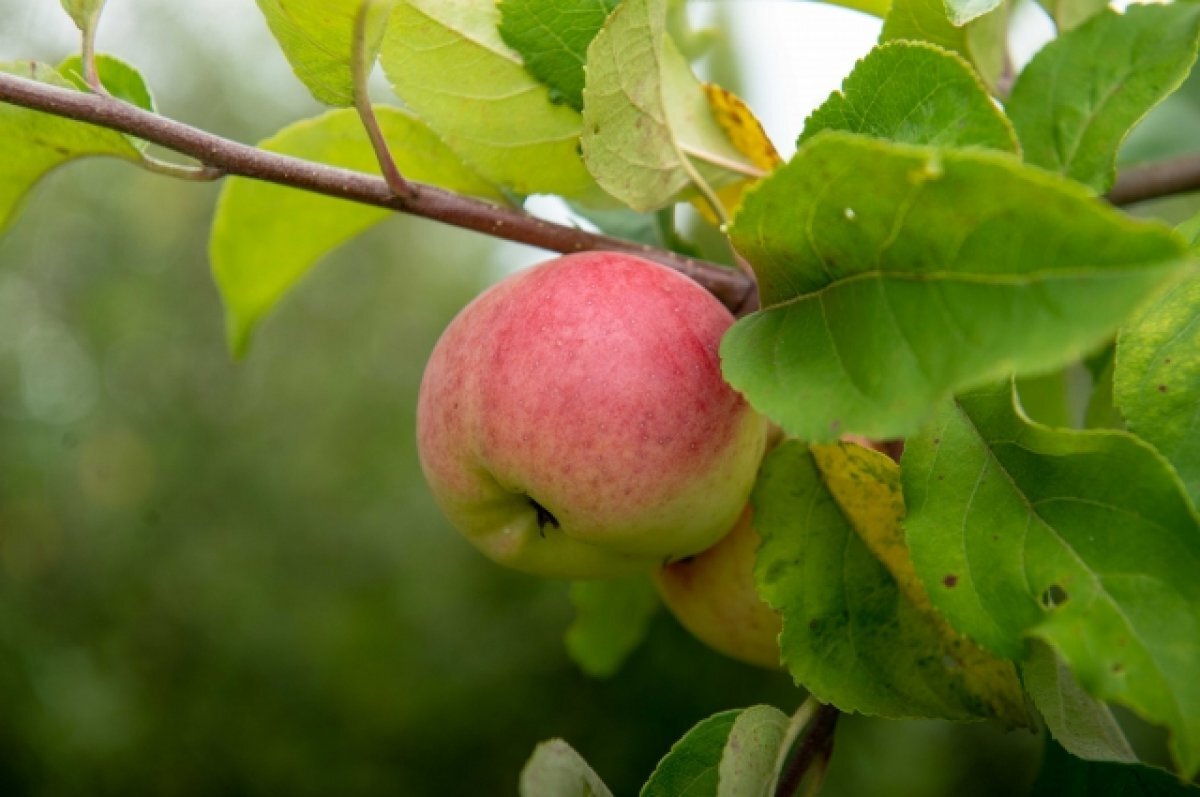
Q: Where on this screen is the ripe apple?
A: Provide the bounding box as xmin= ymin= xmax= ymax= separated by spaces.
xmin=416 ymin=251 xmax=767 ymax=579
xmin=653 ymin=506 xmax=782 ymax=669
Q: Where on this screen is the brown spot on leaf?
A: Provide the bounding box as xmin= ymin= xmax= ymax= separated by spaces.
xmin=943 ymin=574 xmax=958 ymax=588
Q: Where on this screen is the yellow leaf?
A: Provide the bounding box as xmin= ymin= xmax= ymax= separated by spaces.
xmin=692 ymin=84 xmax=780 ymax=224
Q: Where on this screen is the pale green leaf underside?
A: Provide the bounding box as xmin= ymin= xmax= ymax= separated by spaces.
xmin=0 ymin=61 xmax=139 ymax=235
xmin=754 ymin=442 xmax=1010 ymax=720
xmin=520 ymin=739 xmax=613 ymax=797
xmin=210 ymin=107 xmax=503 ymax=356
xmin=59 ymin=0 xmax=105 ymax=31
xmin=564 ymin=577 xmax=658 ymax=679
xmin=580 ymin=0 xmax=753 ymax=212
xmin=800 ymin=41 xmax=1017 ymax=153
xmin=716 ymin=706 xmax=788 ymax=797
xmin=256 ymin=0 xmax=393 ymax=107
xmin=723 ymin=132 xmax=1183 ymax=441
xmin=1023 ymin=641 xmax=1136 ymax=764
xmin=641 ymin=709 xmax=739 ymax=797
xmin=1115 ymin=274 xmax=1200 ymax=508
xmin=498 ymin=0 xmax=620 ymax=111
xmin=902 ymin=382 xmax=1200 ymax=778
xmin=880 ymin=0 xmax=1008 ymax=90
xmin=1007 ymin=3 xmax=1200 ymax=194
xmin=943 ymin=0 xmax=1001 ymax=26
xmin=380 ymin=0 xmax=595 ymax=197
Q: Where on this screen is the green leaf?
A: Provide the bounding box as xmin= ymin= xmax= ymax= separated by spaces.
xmin=0 ymin=61 xmax=139 ymax=235
xmin=1007 ymin=4 xmax=1200 ymax=194
xmin=58 ymin=53 xmax=154 ymax=112
xmin=379 ymin=0 xmax=596 ymax=197
xmin=1032 ymin=739 xmax=1200 ymax=797
xmin=564 ymin=577 xmax=658 ymax=679
xmin=944 ymin=0 xmax=1001 ymax=26
xmin=1035 ymin=0 xmax=1107 ymax=33
xmin=580 ymin=0 xmax=757 ymax=212
xmin=1114 ymin=274 xmax=1200 ymax=507
xmin=722 ymin=132 xmax=1184 ymax=442
xmin=256 ymin=0 xmax=395 ymax=107
xmin=716 ymin=705 xmax=789 ymax=797
xmin=902 ymin=381 xmax=1200 ymax=777
xmin=640 ymin=709 xmax=739 ymax=797
xmin=880 ymin=0 xmax=1008 ymax=90
xmin=498 ymin=0 xmax=620 ymax=111
xmin=210 ymin=107 xmax=502 ymax=356
xmin=1016 ymin=371 xmax=1072 ymax=429
xmin=59 ymin=0 xmax=106 ymax=32
xmin=520 ymin=739 xmax=613 ymax=797
xmin=800 ymin=41 xmax=1017 ymax=153
xmin=1023 ymin=641 xmax=1136 ymax=764
xmin=754 ymin=441 xmax=1027 ymax=722
xmin=1085 ymin=355 xmax=1124 ymax=430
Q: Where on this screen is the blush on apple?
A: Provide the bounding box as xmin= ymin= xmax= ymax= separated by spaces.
xmin=416 ymin=251 xmax=767 ymax=579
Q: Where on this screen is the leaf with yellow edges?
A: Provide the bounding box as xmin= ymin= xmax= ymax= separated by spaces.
xmin=692 ymin=83 xmax=781 ymax=224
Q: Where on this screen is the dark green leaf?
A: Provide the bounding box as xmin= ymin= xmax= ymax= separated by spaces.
xmin=498 ymin=0 xmax=620 ymax=111
xmin=753 ymin=441 xmax=1026 ymax=721
xmin=902 ymin=381 xmax=1200 ymax=777
xmin=565 ymin=577 xmax=658 ymax=679
xmin=1114 ymin=274 xmax=1200 ymax=507
xmin=1007 ymin=4 xmax=1200 ymax=193
xmin=640 ymin=710 xmax=739 ymax=797
xmin=1032 ymin=739 xmax=1200 ymax=797
xmin=723 ymin=132 xmax=1183 ymax=442
xmin=800 ymin=41 xmax=1017 ymax=153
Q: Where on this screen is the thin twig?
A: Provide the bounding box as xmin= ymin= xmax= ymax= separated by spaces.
xmin=0 ymin=71 xmax=754 ymax=312
xmin=774 ymin=702 xmax=840 ymax=797
xmin=79 ymin=15 xmax=108 ymax=96
xmin=352 ymin=0 xmax=411 ymax=198
xmin=1107 ymin=153 xmax=1200 ymax=206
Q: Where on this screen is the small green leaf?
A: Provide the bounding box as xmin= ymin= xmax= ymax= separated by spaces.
xmin=1032 ymin=739 xmax=1200 ymax=797
xmin=1007 ymin=3 xmax=1200 ymax=194
xmin=1035 ymin=0 xmax=1107 ymax=33
xmin=1114 ymin=274 xmax=1200 ymax=507
xmin=641 ymin=709 xmax=740 ymax=797
xmin=880 ymin=0 xmax=1007 ymax=90
xmin=256 ymin=0 xmax=394 ymax=106
xmin=1023 ymin=641 xmax=1136 ymax=764
xmin=0 ymin=61 xmax=139 ymax=235
xmin=498 ymin=0 xmax=620 ymax=111
xmin=754 ymin=441 xmax=1027 ymax=722
xmin=59 ymin=0 xmax=106 ymax=32
xmin=565 ymin=576 xmax=658 ymax=679
xmin=380 ymin=0 xmax=596 ymax=197
xmin=580 ymin=0 xmax=757 ymax=212
xmin=722 ymin=132 xmax=1184 ymax=442
xmin=520 ymin=739 xmax=613 ymax=797
xmin=210 ymin=107 xmax=502 ymax=355
xmin=902 ymin=381 xmax=1200 ymax=778
xmin=944 ymin=0 xmax=1001 ymax=26
xmin=716 ymin=705 xmax=789 ymax=797
xmin=1016 ymin=371 xmax=1073 ymax=429
xmin=58 ymin=53 xmax=154 ymax=112
xmin=800 ymin=41 xmax=1017 ymax=153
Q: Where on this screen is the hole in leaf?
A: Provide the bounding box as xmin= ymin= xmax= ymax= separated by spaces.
xmin=1041 ymin=584 xmax=1069 ymax=609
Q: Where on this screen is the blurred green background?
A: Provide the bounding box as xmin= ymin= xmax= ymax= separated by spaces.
xmin=2 ymin=2 xmax=1198 ymax=795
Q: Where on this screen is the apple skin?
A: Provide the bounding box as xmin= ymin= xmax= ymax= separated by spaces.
xmin=653 ymin=506 xmax=782 ymax=669
xmin=416 ymin=251 xmax=767 ymax=579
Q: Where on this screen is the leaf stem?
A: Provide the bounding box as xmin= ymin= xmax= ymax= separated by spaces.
xmin=0 ymin=71 xmax=754 ymax=312
xmin=773 ymin=701 xmax=840 ymax=797
xmin=352 ymin=0 xmax=411 ymax=198
xmin=678 ymin=142 xmax=767 ymax=179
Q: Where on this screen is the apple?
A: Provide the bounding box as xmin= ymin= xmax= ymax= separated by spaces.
xmin=653 ymin=506 xmax=782 ymax=669
xmin=416 ymin=251 xmax=767 ymax=579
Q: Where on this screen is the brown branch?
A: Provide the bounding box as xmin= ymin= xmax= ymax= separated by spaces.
xmin=1107 ymin=153 xmax=1200 ymax=206
xmin=0 ymin=72 xmax=755 ymax=313
xmin=775 ymin=702 xmax=839 ymax=797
